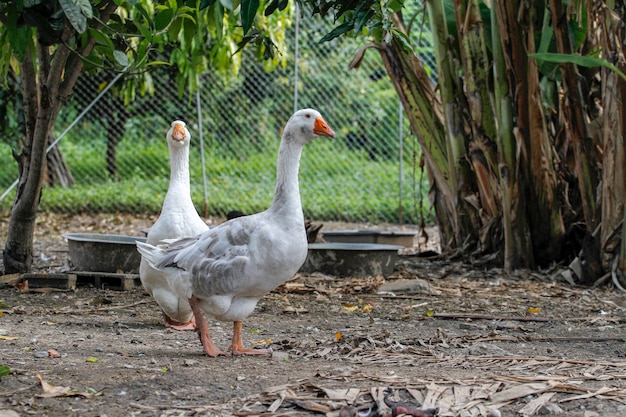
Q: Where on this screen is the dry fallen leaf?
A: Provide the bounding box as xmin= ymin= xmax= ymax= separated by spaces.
xmin=282 ymin=306 xmax=309 ymax=314
xmin=36 ymin=374 xmax=98 ymax=398
xmin=342 ymin=303 xmax=358 ymax=312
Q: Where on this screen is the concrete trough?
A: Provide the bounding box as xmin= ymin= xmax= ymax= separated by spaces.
xmin=321 ymin=230 xmax=416 ymax=247
xmin=300 ymin=242 xmax=403 ymax=277
xmin=62 ymin=233 xmax=146 ymax=273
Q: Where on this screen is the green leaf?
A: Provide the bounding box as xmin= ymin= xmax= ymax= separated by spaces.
xmin=0 ymin=366 xmax=10 ymax=377
xmin=23 ymin=0 xmax=42 ymax=7
xmin=199 ymin=0 xmax=217 ymax=10
xmin=529 ymin=52 xmax=626 ymax=82
xmin=234 ymin=31 xmax=260 ymax=55
xmin=241 ymin=0 xmax=259 ymax=35
xmin=220 ymin=0 xmax=234 ymax=10
xmin=183 ymin=18 xmax=195 ymax=47
xmin=537 ymin=5 xmax=553 ymax=54
xmin=82 ymin=53 xmax=103 ymax=71
xmin=262 ymin=36 xmax=275 ymax=60
xmin=264 ymin=0 xmax=280 ymax=16
xmin=78 ymin=0 xmax=93 ymax=19
xmin=354 ymin=9 xmax=375 ymax=34
xmin=134 ymin=4 xmax=154 ymax=27
xmin=155 ymin=8 xmax=174 ymax=31
xmin=6 ymin=5 xmax=31 ymax=61
xmin=59 ymin=0 xmax=87 ymax=33
xmin=89 ymin=28 xmax=114 ymax=49
xmin=135 ymin=21 xmax=152 ymax=39
xmin=167 ymin=17 xmax=182 ymax=40
xmin=113 ymin=50 xmax=129 ymax=68
xmin=319 ymin=21 xmax=353 ymax=43
xmin=207 ymin=1 xmax=224 ymax=38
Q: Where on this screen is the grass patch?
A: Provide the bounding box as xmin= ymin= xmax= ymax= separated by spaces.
xmin=1 ymin=130 xmax=432 ymax=224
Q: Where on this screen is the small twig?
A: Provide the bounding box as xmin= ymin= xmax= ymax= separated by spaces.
xmin=464 ymin=356 xmax=626 ymax=367
xmin=522 ymin=335 xmax=626 ymax=343
xmin=130 ymin=402 xmax=222 ymax=411
xmin=54 ymin=300 xmax=150 ymax=314
xmin=0 ymin=383 xmax=39 ymax=397
xmin=432 ymin=312 xmax=551 ymax=322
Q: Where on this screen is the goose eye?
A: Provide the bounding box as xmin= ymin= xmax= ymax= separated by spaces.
xmin=305 ymin=114 xmax=311 ymax=118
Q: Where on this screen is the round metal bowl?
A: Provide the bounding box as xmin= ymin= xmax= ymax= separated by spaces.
xmin=62 ymin=233 xmax=147 ymax=273
xmin=299 ymin=242 xmax=403 ymax=277
xmin=321 ymin=230 xmax=416 ymax=247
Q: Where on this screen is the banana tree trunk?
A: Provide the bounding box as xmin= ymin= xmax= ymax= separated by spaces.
xmin=425 ymin=0 xmax=478 ymax=252
xmin=493 ymin=2 xmax=569 ymax=269
xmin=375 ymin=22 xmax=468 ymax=252
xmin=490 ymin=2 xmax=533 ymax=270
xmin=453 ymin=0 xmax=501 ymax=253
xmin=599 ymin=2 xmax=626 ymax=281
xmin=549 ymin=0 xmax=601 ymax=283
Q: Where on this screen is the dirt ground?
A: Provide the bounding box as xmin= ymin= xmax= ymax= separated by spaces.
xmin=0 ymin=213 xmax=625 ymax=417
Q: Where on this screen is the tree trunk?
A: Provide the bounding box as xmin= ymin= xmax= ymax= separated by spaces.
xmin=3 ymin=40 xmax=66 ymax=273
xmin=3 ymin=0 xmax=117 ymax=273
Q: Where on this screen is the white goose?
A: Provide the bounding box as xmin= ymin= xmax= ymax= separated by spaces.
xmin=139 ymin=120 xmax=209 ymax=331
xmin=137 ymin=109 xmax=335 ymax=356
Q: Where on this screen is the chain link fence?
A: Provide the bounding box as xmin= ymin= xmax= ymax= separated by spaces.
xmin=0 ymin=13 xmax=436 ymax=225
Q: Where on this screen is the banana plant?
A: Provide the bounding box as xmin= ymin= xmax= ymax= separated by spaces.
xmin=292 ymin=0 xmax=626 ymax=285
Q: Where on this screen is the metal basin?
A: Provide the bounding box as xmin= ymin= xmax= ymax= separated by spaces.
xmin=62 ymin=233 xmax=146 ymax=273
xmin=300 ymin=242 xmax=403 ymax=277
xmin=322 ymin=230 xmax=416 ymax=247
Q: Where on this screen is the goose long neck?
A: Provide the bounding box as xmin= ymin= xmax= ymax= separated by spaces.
xmin=270 ymin=134 xmax=304 ymax=218
xmin=163 ymin=143 xmax=191 ymax=209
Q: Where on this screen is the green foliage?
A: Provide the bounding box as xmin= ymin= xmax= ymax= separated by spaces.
xmin=303 ymin=0 xmax=402 ymax=43
xmin=0 ymin=0 xmax=433 ymax=225
xmin=0 ymin=143 xmax=18 ymax=186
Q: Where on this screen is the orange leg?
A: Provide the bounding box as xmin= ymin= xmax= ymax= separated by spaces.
xmin=189 ymin=296 xmax=228 ymax=357
xmin=163 ymin=313 xmax=196 ymax=331
xmin=230 ymin=321 xmax=271 ymax=356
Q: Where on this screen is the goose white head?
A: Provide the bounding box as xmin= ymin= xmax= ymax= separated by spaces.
xmin=167 ymin=120 xmax=190 ymax=148
xmin=284 ymin=109 xmax=336 ymax=144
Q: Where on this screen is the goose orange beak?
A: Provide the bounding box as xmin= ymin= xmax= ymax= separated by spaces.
xmin=314 ymin=116 xmax=336 ymax=138
xmin=171 ymin=122 xmax=186 ymax=142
